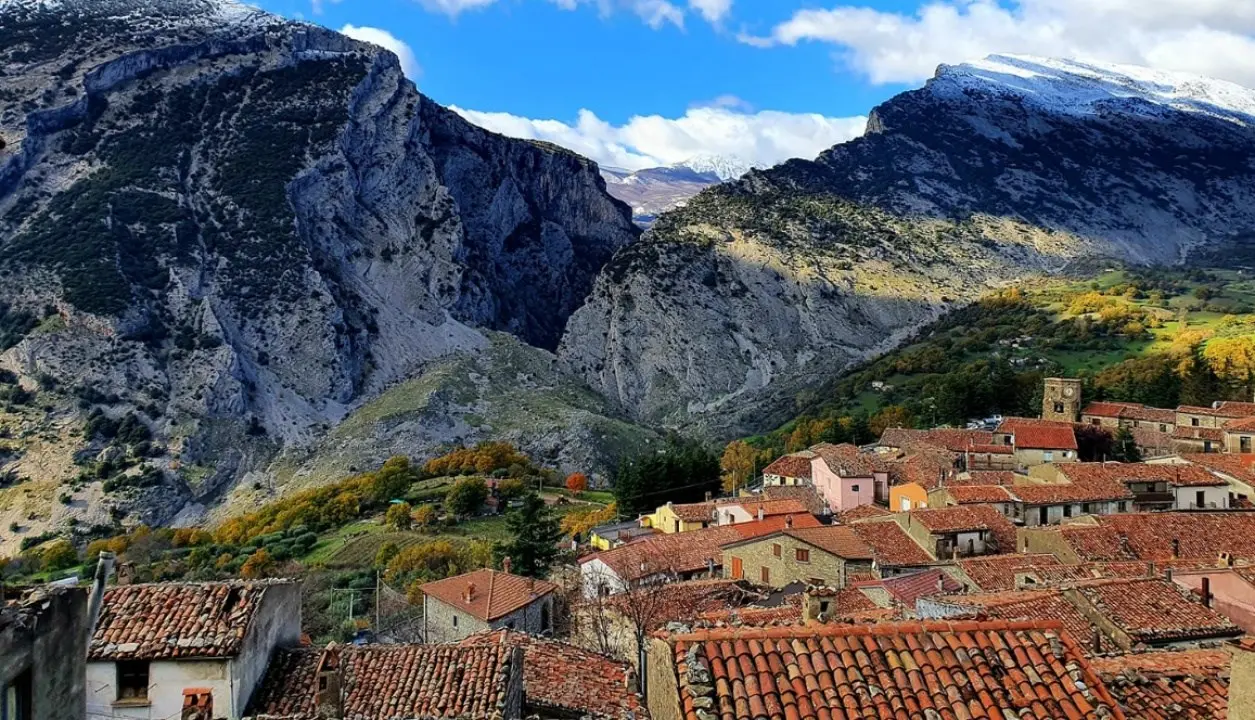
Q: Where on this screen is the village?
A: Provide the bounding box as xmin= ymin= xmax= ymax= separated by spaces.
xmin=9 ymin=376 xmax=1255 ymax=719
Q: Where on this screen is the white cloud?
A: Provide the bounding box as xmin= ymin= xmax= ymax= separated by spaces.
xmin=695 ymin=94 xmax=755 ymax=112
xmin=450 ymin=105 xmax=867 ymax=170
xmin=751 ymin=0 xmax=1255 ymax=86
xmin=547 ymin=0 xmax=685 ymax=28
xmin=339 ymin=25 xmax=422 ymax=80
xmin=688 ymin=0 xmax=731 ymax=24
xmin=413 ymin=0 xmax=500 ymax=15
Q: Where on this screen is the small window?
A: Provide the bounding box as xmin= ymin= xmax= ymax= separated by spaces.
xmin=505 ymin=620 xmax=515 ymax=629
xmin=761 ymin=566 xmax=770 ymax=583
xmin=1043 ymin=451 xmax=1054 ymax=463
xmin=772 ymin=543 xmax=781 ymax=558
xmin=818 ymin=600 xmax=830 ymax=614
xmin=3 ymin=671 xmax=30 ymax=720
xmin=796 ymin=548 xmax=810 ymax=562
xmin=1054 ymin=402 xmax=1065 ymax=414
xmin=1091 ymin=419 xmax=1100 ymax=425
xmin=1197 ymin=491 xmax=1206 ymax=508
xmin=1192 ymin=417 xmax=1200 ymax=427
xmin=1082 ymin=503 xmax=1091 ymax=514
xmin=1160 ymin=424 xmax=1167 ymax=432
xmin=1118 ymin=501 xmax=1128 ymax=513
xmin=452 ymin=615 xmax=459 ymax=628
xmin=1063 ymin=505 xmax=1072 ymax=518
xmin=117 ymin=661 xmax=149 ymax=702
xmin=851 ymin=484 xmax=860 ymax=493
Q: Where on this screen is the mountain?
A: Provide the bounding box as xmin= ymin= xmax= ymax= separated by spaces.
xmin=600 ymin=155 xmax=754 ymax=226
xmin=0 ymin=0 xmax=645 ymax=545
xmin=559 ymin=55 xmax=1255 ymax=438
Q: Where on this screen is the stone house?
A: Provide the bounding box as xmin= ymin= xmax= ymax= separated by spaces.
xmin=720 ymin=525 xmax=874 ymax=589
xmin=1224 ymin=417 xmax=1255 ymax=455
xmin=809 ymin=443 xmax=888 ymax=512
xmin=1 ymin=586 xmax=88 ymax=720
xmin=889 ymin=505 xmax=1017 ymax=559
xmin=1174 ymin=403 xmax=1255 ymax=453
xmin=995 ymin=418 xmax=1078 ymax=469
xmin=420 ymin=567 xmax=557 ymax=644
xmin=88 ymin=579 xmax=301 ymax=720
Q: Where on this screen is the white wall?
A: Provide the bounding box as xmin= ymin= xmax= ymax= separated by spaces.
xmin=1175 ymin=485 xmax=1229 ymax=510
xmin=87 ymin=659 xmax=232 ymax=720
xmin=229 ymin=582 xmax=301 ymax=714
xmin=580 ymin=558 xmax=627 ymax=598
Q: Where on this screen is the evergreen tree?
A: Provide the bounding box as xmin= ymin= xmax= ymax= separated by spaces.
xmin=1111 ymin=426 xmax=1142 ymax=463
xmin=503 ymin=492 xmax=562 ymax=578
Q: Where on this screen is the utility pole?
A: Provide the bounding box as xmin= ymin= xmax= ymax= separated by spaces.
xmin=374 ymin=571 xmax=380 ymax=633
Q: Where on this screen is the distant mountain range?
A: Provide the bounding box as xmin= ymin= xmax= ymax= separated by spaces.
xmin=601 ymin=156 xmax=754 ymax=226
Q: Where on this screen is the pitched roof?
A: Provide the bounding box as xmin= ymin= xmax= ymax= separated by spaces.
xmin=943 ymin=484 xmax=1019 ymax=504
xmin=954 ymin=554 xmax=1064 ymax=591
xmin=419 ymin=569 xmax=556 ymax=622
xmin=947 ymin=470 xmax=1019 ymax=486
xmin=90 ymin=580 xmax=285 ymax=660
xmin=245 ymin=644 xmax=520 ymax=720
xmin=780 ymin=526 xmax=874 ymax=560
xmin=761 ymin=453 xmax=813 ymax=480
xmin=908 ymin=505 xmax=992 ymax=533
xmin=761 ymin=485 xmax=827 ymax=516
xmin=1059 ymin=525 xmax=1139 ymax=561
xmin=1011 ymin=480 xmax=1134 ymax=504
xmin=966 ymin=443 xmax=1014 ymax=455
xmin=872 ymin=567 xmax=963 ymax=606
xmin=1224 ymin=415 xmax=1255 ymax=432
xmin=1082 ymin=402 xmax=1176 ymax=424
xmin=879 ymin=428 xmax=995 ymax=453
xmin=1179 ymin=452 xmax=1255 ymax=482
xmin=1215 ymin=400 xmax=1255 ymax=416
xmin=847 ymin=521 xmax=934 ymax=567
xmin=665 ymin=621 xmax=1124 ymax=720
xmin=1058 ymin=462 xmax=1227 ymax=487
xmin=1098 ymin=511 xmax=1255 ymax=562
xmin=667 ymin=501 xmax=717 ymax=523
xmin=1172 ymin=426 xmax=1225 ymax=442
xmin=600 ymin=579 xmax=767 ymax=629
xmin=1010 ymin=424 xmax=1079 ymax=450
xmin=1070 ymin=577 xmax=1242 ymax=644
xmin=809 ymin=443 xmax=880 ymax=477
xmin=585 ymin=517 xmax=821 ymax=583
xmin=834 ymin=503 xmax=891 ymax=523
xmin=460 ymin=631 xmax=642 ymax=720
xmin=1090 ymin=650 xmax=1230 ymax=720
xmin=723 ymin=498 xmax=810 ymax=519
xmin=931 ymin=589 xmax=1108 ymax=654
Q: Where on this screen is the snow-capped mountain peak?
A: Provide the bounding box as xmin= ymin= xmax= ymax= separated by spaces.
xmin=673 ymin=154 xmax=754 ymax=182
xmin=938 ymin=54 xmax=1255 ymax=125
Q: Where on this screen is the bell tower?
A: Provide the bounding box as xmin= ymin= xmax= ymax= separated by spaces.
xmin=1042 ymin=377 xmax=1082 ymax=422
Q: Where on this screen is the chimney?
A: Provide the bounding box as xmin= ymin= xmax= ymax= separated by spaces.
xmin=464 ymin=582 xmax=477 ymax=603
xmin=758 ymin=506 xmax=764 ymax=522
xmin=502 ymin=556 xmax=512 ymax=575
xmin=1091 ymin=629 xmax=1103 ymax=655
xmin=705 ymin=558 xmax=715 ymax=576
xmin=1172 ymin=538 xmax=1180 ymax=559
xmin=785 ymin=514 xmax=793 ymax=529
xmin=314 ymin=644 xmax=344 ymax=720
xmin=87 ymin=551 xmax=116 ymax=638
xmin=705 ymin=491 xmax=712 ymax=502
xmin=1201 ymin=577 xmax=1212 ymax=608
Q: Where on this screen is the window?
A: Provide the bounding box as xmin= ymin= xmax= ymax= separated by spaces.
xmin=1054 ymin=402 xmax=1065 ymax=413
xmin=1197 ymin=491 xmax=1206 ymax=509
xmin=796 ymin=548 xmax=810 ymax=562
xmin=505 ymin=620 xmax=515 ymax=629
xmin=1091 ymin=419 xmax=1100 ymax=425
xmin=1043 ymin=451 xmax=1054 ymax=463
xmin=818 ymin=600 xmax=830 ymax=614
xmin=1063 ymin=505 xmax=1072 ymax=518
xmin=1160 ymin=424 xmax=1167 ymax=432
xmin=1118 ymin=501 xmax=1127 ymax=513
xmin=116 ymin=661 xmax=150 ymax=702
xmin=1192 ymin=417 xmax=1200 ymax=427
xmin=1242 ymin=437 xmax=1252 ymax=454
xmin=541 ymin=603 xmax=551 ymax=631
xmin=2 ymin=671 xmax=30 ymax=720
xmin=772 ymin=543 xmax=781 ymax=558
xmin=452 ymin=615 xmax=459 ymax=628
xmin=851 ymin=484 xmax=859 ymax=493
xmin=761 ymin=566 xmax=770 ymax=583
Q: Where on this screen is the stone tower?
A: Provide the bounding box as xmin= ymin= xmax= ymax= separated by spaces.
xmin=1042 ymin=377 xmax=1082 ymax=422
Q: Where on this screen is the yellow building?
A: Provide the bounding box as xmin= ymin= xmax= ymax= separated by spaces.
xmin=639 ymin=501 xmax=714 ymax=534
xmin=889 ymin=483 xmax=928 ymax=513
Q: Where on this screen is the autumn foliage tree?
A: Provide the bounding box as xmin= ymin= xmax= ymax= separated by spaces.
xmin=720 ymin=440 xmax=756 ymax=494
xmin=565 ymin=472 xmax=588 ymax=494
xmin=870 ymin=405 xmax=915 ymax=437
xmin=385 ymin=502 xmax=413 ymax=530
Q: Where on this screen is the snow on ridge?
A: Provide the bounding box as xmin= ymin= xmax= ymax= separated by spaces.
xmin=675 ymin=154 xmax=755 ymax=182
xmin=938 ymin=54 xmax=1255 ymax=125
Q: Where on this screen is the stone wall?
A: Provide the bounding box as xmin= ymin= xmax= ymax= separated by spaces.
xmin=722 ymin=535 xmax=849 ymax=588
xmin=0 ymin=587 xmax=87 ymax=720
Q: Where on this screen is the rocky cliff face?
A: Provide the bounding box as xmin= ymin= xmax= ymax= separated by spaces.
xmin=0 ymin=0 xmax=639 ymax=541
xmin=559 ymin=55 xmax=1255 ymax=437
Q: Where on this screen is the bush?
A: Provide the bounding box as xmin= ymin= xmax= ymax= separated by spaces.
xmin=41 ymin=539 xmax=78 ymax=571
xmin=385 ymin=502 xmax=413 ymax=530
xmin=445 ymin=477 xmax=488 ymax=517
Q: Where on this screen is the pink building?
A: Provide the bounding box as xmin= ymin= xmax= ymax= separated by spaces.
xmin=809 ymin=443 xmax=888 ymax=513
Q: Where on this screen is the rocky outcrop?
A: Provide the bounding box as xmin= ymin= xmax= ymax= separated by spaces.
xmin=560 ymin=55 xmax=1255 ymax=437
xmin=0 ymin=0 xmax=639 ymax=535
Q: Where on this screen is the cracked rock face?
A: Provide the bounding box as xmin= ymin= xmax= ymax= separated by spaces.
xmin=0 ymin=0 xmax=637 ymax=527
xmin=559 ymin=56 xmax=1255 ymax=438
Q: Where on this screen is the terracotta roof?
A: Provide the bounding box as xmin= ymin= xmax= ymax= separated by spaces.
xmin=761 ymin=485 xmax=827 ymax=516
xmin=835 ymin=504 xmax=891 ymax=523
xmin=90 ymin=580 xmax=285 ymax=660
xmin=966 ymin=443 xmax=1014 ymax=455
xmin=883 ymin=449 xmax=957 ymax=490
xmin=997 ymin=416 xmax=1076 ymax=429
xmin=1082 ymin=401 xmax=1141 ymax=418
xmin=1098 ymin=512 xmax=1255 ymax=562
xmin=873 ymin=568 xmax=963 ymax=606
xmin=1215 ymin=400 xmax=1255 ymax=416
xmin=804 ymin=586 xmax=884 ymax=615
xmin=1027 ymin=562 xmax=1154 ymax=584
xmin=780 ymin=526 xmax=874 ymax=560
xmin=723 ymin=498 xmax=810 ymax=519
xmin=698 ymin=603 xmax=805 ymax=627
xmin=1059 ymin=525 xmax=1139 ymax=561
xmin=908 ymin=505 xmax=992 ymax=533
xmin=1082 ymin=402 xmax=1176 ymax=424
xmin=809 ymin=443 xmax=881 ymax=477
xmin=1011 ymin=480 xmax=1134 ymax=504
xmin=1058 ymin=462 xmax=1226 ymax=488
xmin=1010 ymin=424 xmax=1079 ymax=450
xmin=460 ymin=631 xmax=642 ymax=720
xmin=600 ymin=579 xmax=767 ymax=629
xmin=943 ymin=484 xmax=1019 ymax=504
xmin=932 ymin=589 xmax=1108 ymax=654
xmin=761 ymin=453 xmax=813 ymax=480
xmin=847 ymin=521 xmax=934 ymax=567
xmin=1173 ymin=426 xmax=1226 ymax=442
xmin=1070 ymin=577 xmax=1241 ymax=645
xmin=667 ymin=501 xmax=717 ymax=523
xmin=420 ymin=569 xmax=555 ymax=622
xmin=1128 ymin=427 xmax=1174 ymax=450
xmin=948 ymin=471 xmax=1019 ymax=486
xmin=1180 ymin=452 xmax=1255 ymax=481
xmin=245 ymin=643 xmax=520 ymax=720
xmin=585 ymin=518 xmax=821 ymax=583
xmin=665 ymin=621 xmax=1124 ymax=720
xmin=955 ymin=554 xmax=1064 ymax=591
xmin=1224 ymin=416 xmax=1255 ymax=432
xmin=1091 ymin=650 xmax=1230 ymax=720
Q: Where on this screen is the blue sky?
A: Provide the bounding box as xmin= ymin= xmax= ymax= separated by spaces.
xmin=253 ymin=0 xmax=1255 ymax=170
